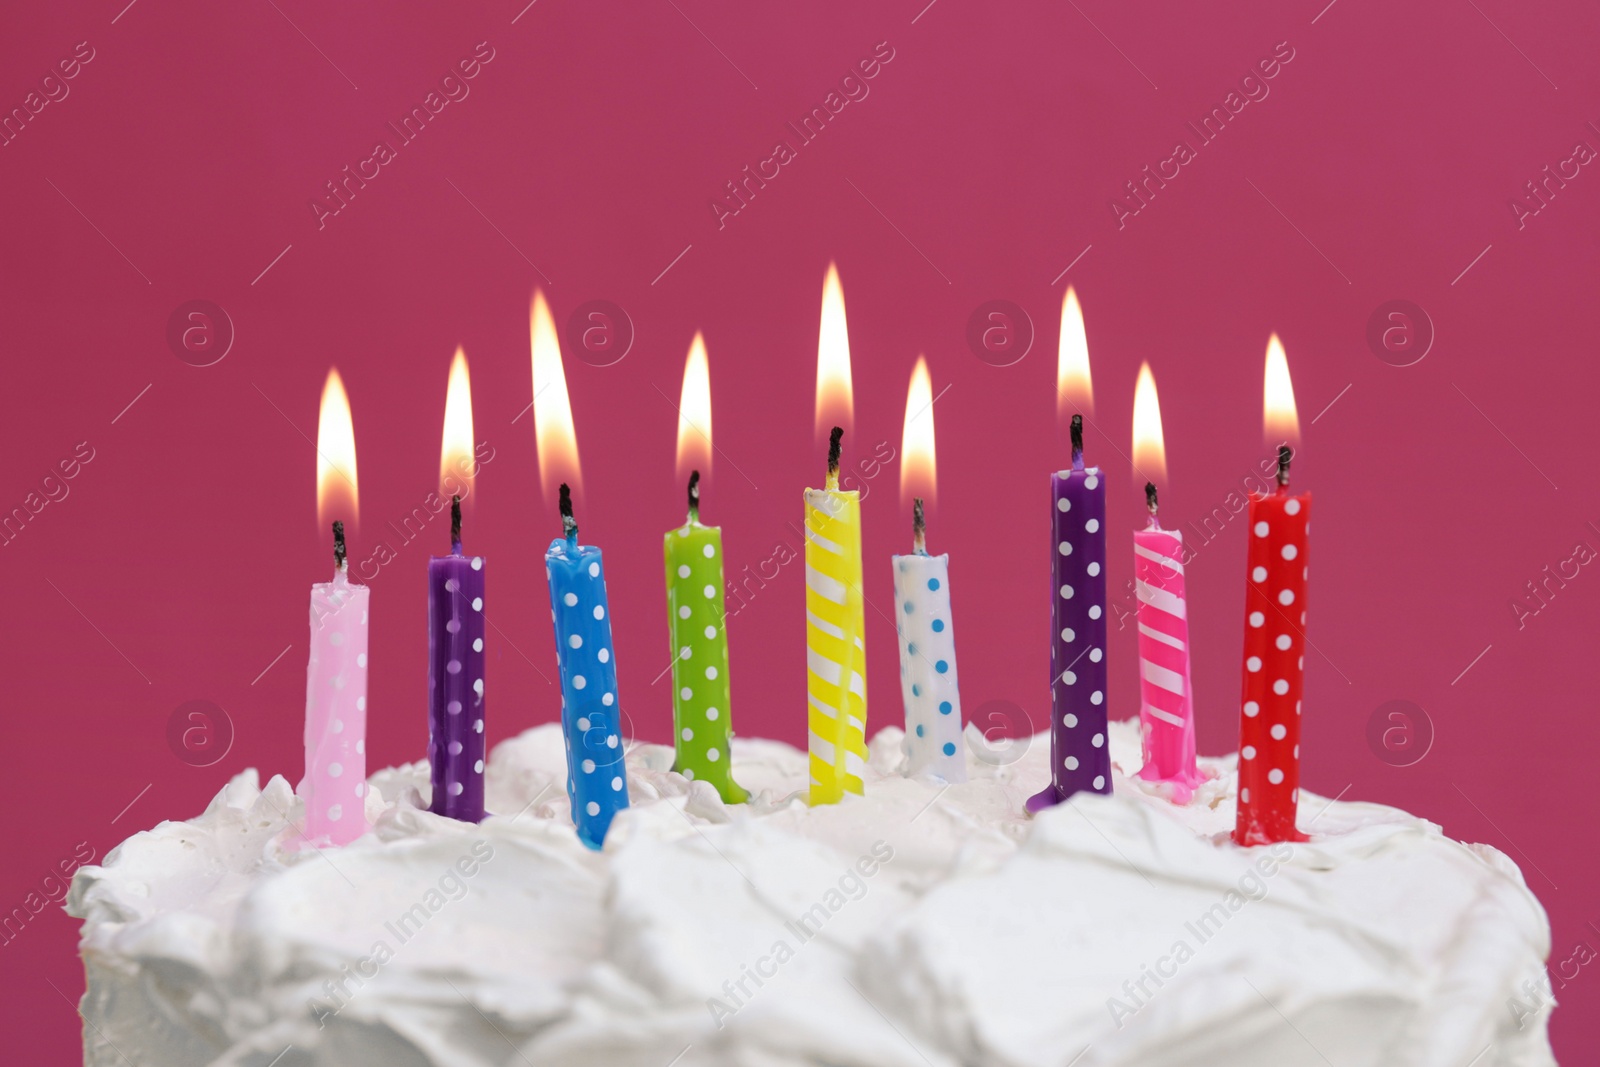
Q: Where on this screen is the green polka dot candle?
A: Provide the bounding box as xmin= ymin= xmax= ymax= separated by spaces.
xmin=664 ymin=471 xmax=747 ymax=802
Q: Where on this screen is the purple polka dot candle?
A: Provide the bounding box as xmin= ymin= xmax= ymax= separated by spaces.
xmin=429 ymin=351 xmax=487 ymax=822
xmin=428 ymin=498 xmax=486 ymax=822
xmin=1030 ymin=293 xmax=1109 ymax=813
xmin=1028 ymin=416 xmax=1109 ymax=812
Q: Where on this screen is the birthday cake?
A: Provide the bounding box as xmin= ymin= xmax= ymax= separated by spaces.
xmin=69 ymin=719 xmax=1556 ymax=1067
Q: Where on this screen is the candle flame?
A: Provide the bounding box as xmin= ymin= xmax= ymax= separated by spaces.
xmin=1263 ymin=333 xmax=1300 ymax=447
xmin=531 ymin=290 xmax=582 ymax=505
xmin=316 ymin=368 xmax=359 ymax=529
xmin=1056 ymin=286 xmax=1093 ymax=422
xmin=440 ymin=347 xmax=476 ymax=500
xmin=899 ymin=356 xmax=937 ymax=510
xmin=1131 ymin=361 xmax=1168 ymax=487
xmin=675 ymin=332 xmax=713 ymax=484
xmin=814 ymin=262 xmax=854 ymax=442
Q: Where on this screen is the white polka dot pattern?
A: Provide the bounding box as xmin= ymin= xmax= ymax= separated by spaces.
xmin=1234 ymin=489 xmax=1310 ymax=847
xmin=304 ymin=569 xmax=369 ymax=845
xmin=546 ymin=534 xmax=629 ymax=850
xmin=666 ymin=517 xmax=749 ymax=804
xmin=1030 ymin=466 xmax=1111 ymax=813
xmin=428 ymin=546 xmax=487 ymax=824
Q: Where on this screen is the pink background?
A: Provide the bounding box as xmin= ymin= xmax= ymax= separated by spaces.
xmin=4 ymin=0 xmax=1597 ymax=1059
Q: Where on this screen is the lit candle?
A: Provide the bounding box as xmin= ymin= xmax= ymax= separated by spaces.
xmin=1130 ymin=363 xmax=1204 ymax=802
xmin=807 ymin=428 xmax=868 ymax=804
xmin=1029 ymin=288 xmax=1110 ymax=811
xmin=428 ymin=349 xmax=487 ymax=823
xmin=1235 ymin=335 xmax=1311 ymax=846
xmin=531 ymin=291 xmax=629 ymax=849
xmin=893 ymin=357 xmax=965 ymax=784
xmin=806 ymin=263 xmax=867 ymax=805
xmin=664 ymin=333 xmax=747 ymax=802
xmin=300 ymin=369 xmax=369 ymax=846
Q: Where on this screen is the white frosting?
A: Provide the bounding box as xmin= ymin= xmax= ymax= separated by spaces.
xmin=69 ymin=719 xmax=1556 ymax=1066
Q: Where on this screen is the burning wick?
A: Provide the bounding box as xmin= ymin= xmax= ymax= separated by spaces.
xmin=1070 ymin=413 xmax=1085 ymax=471
xmin=826 ymin=425 xmax=843 ymax=491
xmin=332 ymin=520 xmax=347 ymax=571
xmin=559 ymin=482 xmax=578 ymax=544
xmin=1276 ymin=443 xmax=1293 ymax=489
xmin=912 ymin=497 xmax=927 ymax=556
xmin=450 ymin=495 xmax=462 ymax=554
xmin=1145 ymin=481 xmax=1160 ymax=526
xmin=687 ymin=469 xmax=701 ymax=522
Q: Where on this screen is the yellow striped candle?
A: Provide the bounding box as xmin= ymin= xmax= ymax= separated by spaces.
xmin=805 ymin=426 xmax=867 ymax=804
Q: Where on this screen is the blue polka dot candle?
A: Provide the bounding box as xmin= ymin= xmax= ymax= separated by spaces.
xmin=893 ymin=358 xmax=965 ymax=783
xmin=545 ymin=484 xmax=630 ymax=849
xmin=1028 ymin=415 xmax=1110 ymax=812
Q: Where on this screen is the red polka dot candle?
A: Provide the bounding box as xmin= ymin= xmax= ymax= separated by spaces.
xmin=1235 ymin=336 xmax=1311 ymax=846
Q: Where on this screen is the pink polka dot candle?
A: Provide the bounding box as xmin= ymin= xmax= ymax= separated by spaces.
xmin=299 ymin=370 xmax=368 ymax=847
xmin=1235 ymin=337 xmax=1311 ymax=846
xmin=302 ymin=529 xmax=370 ymax=845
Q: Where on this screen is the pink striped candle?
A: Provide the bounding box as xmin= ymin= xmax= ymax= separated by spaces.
xmin=299 ymin=521 xmax=369 ymax=845
xmin=1133 ymin=485 xmax=1203 ymax=802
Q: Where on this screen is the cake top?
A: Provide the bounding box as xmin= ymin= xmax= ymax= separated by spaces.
xmin=69 ymin=719 xmax=1554 ymax=1067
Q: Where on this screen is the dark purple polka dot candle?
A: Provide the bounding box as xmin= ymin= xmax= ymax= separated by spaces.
xmin=1029 ymin=411 xmax=1110 ymax=811
xmin=428 ymin=496 xmax=486 ymax=823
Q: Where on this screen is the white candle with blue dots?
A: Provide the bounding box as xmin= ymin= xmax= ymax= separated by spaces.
xmin=893 ymin=498 xmax=967 ymax=783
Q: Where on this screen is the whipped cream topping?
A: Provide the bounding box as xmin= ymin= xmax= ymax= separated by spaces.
xmin=69 ymin=719 xmax=1556 ymax=1067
